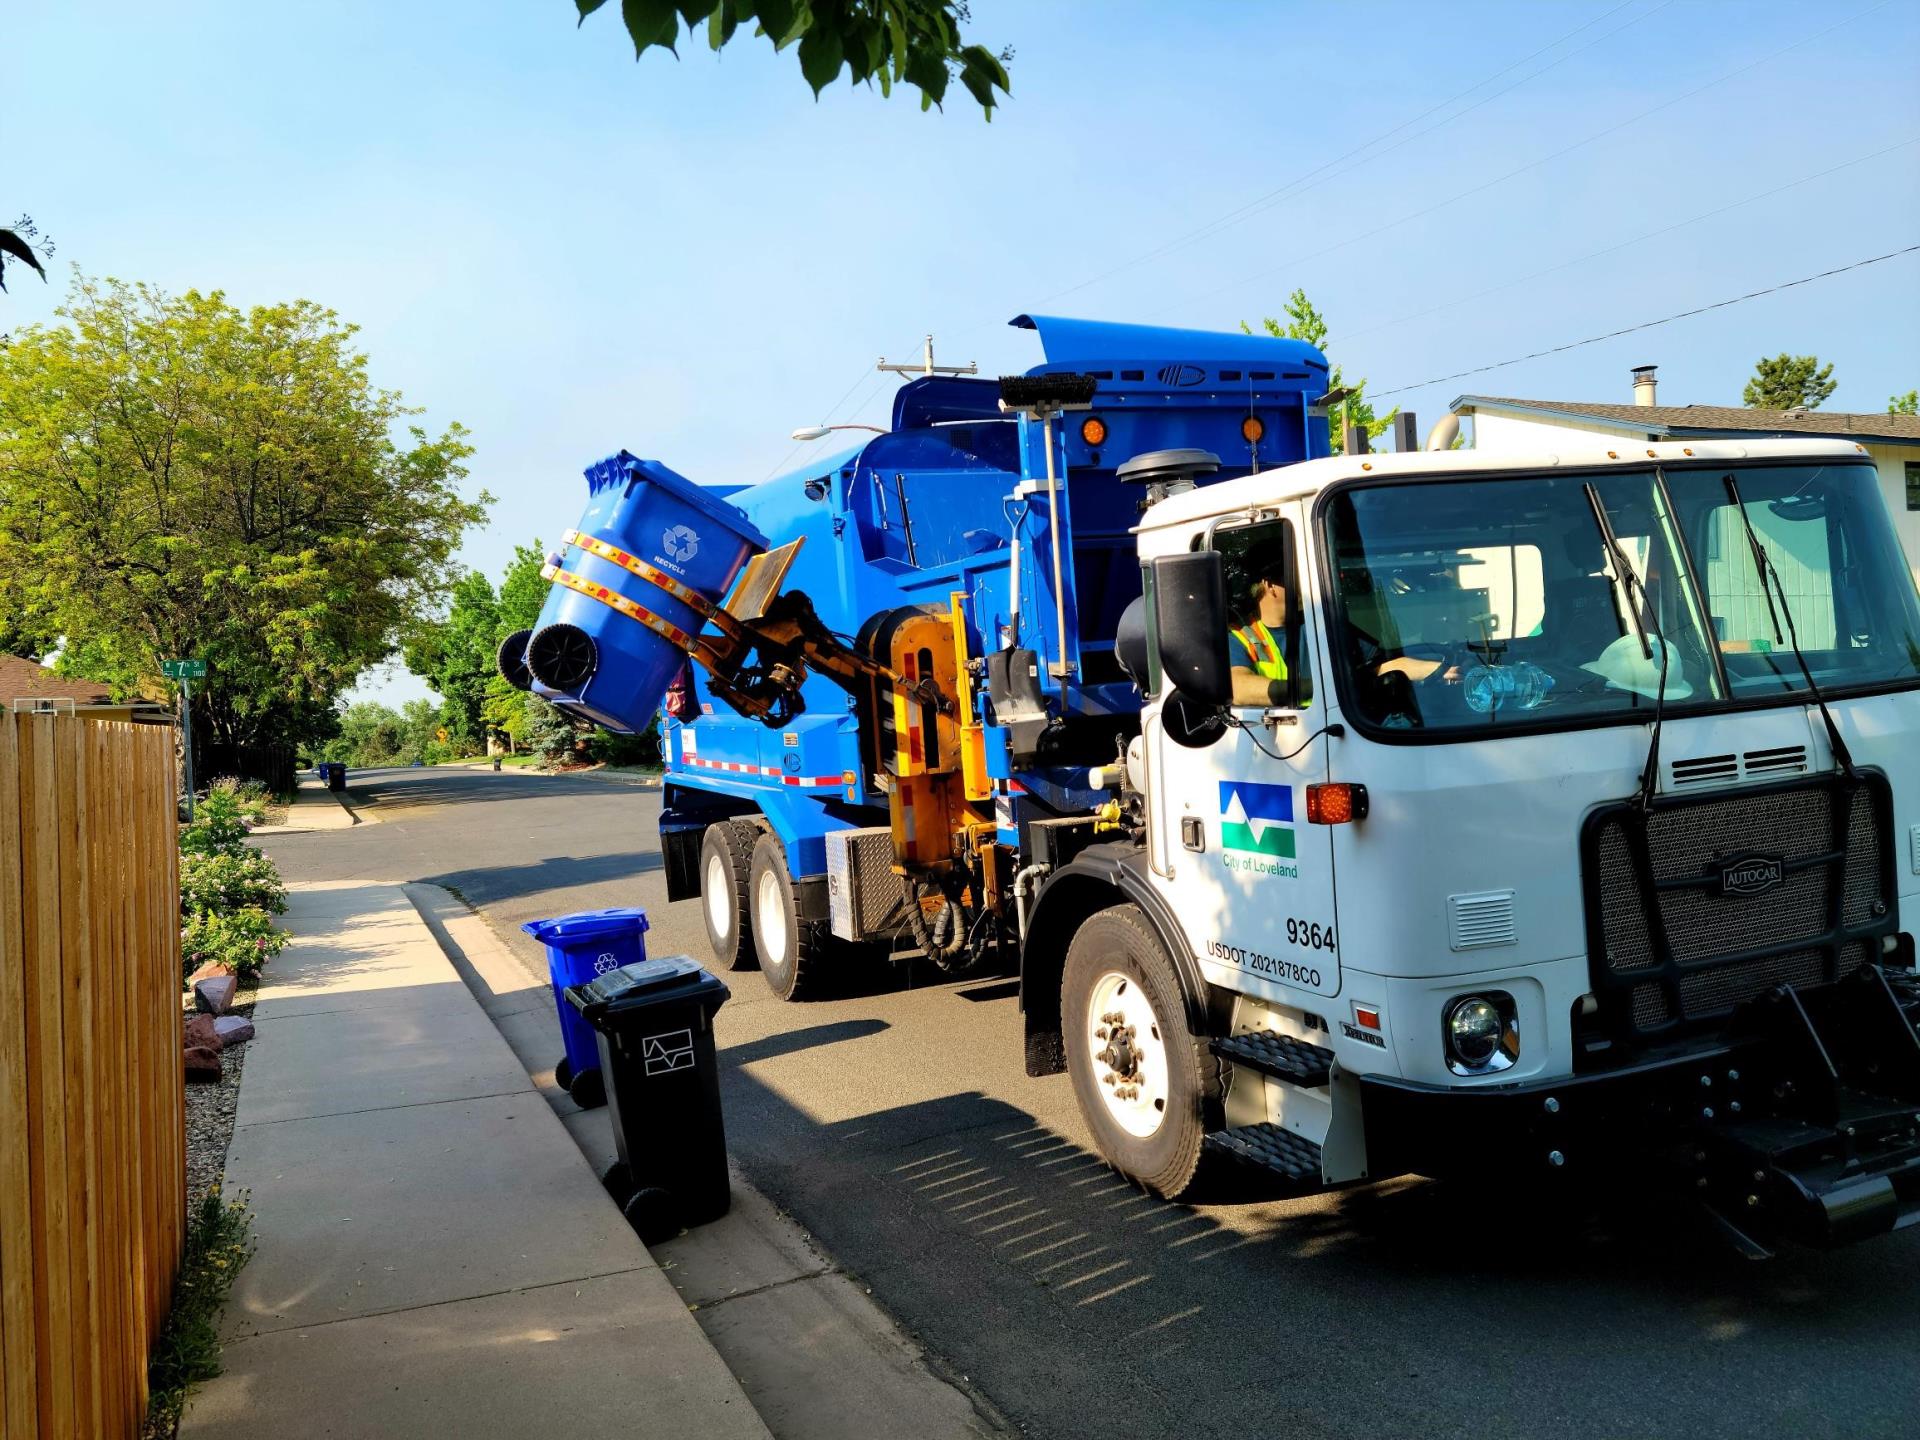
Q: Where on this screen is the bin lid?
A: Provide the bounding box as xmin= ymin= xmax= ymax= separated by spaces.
xmin=584 ymin=451 xmax=769 ymax=546
xmin=565 ymin=955 xmax=729 ymax=1023
xmin=520 ymin=907 xmax=651 ymax=945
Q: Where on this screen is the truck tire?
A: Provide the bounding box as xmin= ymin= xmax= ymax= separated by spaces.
xmin=1062 ymin=903 xmax=1223 ymax=1199
xmin=749 ymin=832 xmax=825 ymax=1001
xmin=700 ymin=820 xmax=760 ymax=971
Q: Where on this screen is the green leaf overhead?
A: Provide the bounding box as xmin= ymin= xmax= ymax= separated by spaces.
xmin=573 ymin=0 xmax=1011 ymax=117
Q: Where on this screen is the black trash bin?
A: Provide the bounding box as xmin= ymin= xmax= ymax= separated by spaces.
xmin=567 ymin=957 xmax=731 ymax=1241
xmin=325 ymin=762 xmax=346 ymax=792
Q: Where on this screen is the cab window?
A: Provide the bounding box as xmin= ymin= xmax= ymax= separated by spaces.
xmin=1200 ymin=516 xmax=1312 ymax=709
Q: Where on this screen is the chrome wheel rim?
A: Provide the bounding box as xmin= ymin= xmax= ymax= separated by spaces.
xmin=704 ymin=852 xmax=731 ymax=941
xmin=756 ymin=868 xmax=789 ymax=967
xmin=1086 ymin=971 xmax=1169 ymax=1138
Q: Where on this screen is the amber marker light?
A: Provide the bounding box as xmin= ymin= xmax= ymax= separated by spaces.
xmin=1306 ymin=782 xmax=1369 ymax=825
xmin=1080 ymin=416 xmax=1108 ymax=446
xmin=1241 ymin=415 xmax=1265 ymax=444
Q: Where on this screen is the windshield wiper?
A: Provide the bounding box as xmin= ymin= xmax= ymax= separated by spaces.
xmin=1722 ymin=473 xmax=1857 ymax=777
xmin=1585 ymin=481 xmax=1671 ymax=808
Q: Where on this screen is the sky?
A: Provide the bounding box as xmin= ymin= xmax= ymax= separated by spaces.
xmin=10 ymin=0 xmax=1919 ymax=707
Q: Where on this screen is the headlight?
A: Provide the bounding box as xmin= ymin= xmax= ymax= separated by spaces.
xmin=1444 ymin=993 xmax=1517 ymax=1075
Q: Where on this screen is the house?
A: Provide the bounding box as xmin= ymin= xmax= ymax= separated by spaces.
xmin=1452 ymin=367 xmax=1920 ymax=580
xmin=0 ymin=654 xmax=174 ymax=723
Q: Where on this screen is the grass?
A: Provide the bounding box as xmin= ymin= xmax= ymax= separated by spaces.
xmin=144 ymin=1187 xmax=256 ymax=1437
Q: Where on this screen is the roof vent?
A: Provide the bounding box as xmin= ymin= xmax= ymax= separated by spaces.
xmin=1631 ymin=364 xmax=1658 ymax=407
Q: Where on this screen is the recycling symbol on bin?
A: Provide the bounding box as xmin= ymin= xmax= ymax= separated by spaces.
xmin=661 ymin=524 xmax=701 ymax=563
xmin=593 ymin=951 xmax=619 ymax=975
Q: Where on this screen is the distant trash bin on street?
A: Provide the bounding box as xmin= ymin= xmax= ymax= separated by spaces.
xmin=325 ymin=762 xmax=346 ymax=792
xmin=567 ymin=957 xmax=730 ymax=1242
xmin=521 ymin=908 xmax=651 ymax=1109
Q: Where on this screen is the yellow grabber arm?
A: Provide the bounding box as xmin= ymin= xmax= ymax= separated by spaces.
xmin=542 ymin=531 xmax=949 ymax=728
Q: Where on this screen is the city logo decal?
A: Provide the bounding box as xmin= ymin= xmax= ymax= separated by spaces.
xmin=1220 ymin=781 xmax=1296 ymax=861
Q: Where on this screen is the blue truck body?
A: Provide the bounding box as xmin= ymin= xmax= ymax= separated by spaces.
xmin=655 ymin=315 xmax=1331 ymax=879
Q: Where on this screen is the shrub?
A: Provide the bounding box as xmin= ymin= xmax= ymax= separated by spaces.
xmin=209 ymin=775 xmax=273 ymax=824
xmin=182 ymin=906 xmax=289 ymax=983
xmin=145 ymin=1186 xmax=255 ymax=1434
xmin=180 ymin=849 xmax=287 ymax=917
xmin=179 ymin=788 xmax=252 ymax=856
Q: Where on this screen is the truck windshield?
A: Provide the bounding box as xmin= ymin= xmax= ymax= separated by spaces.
xmin=1323 ymin=461 xmax=1920 ymax=735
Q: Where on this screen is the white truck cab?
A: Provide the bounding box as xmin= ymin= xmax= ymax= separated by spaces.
xmin=1052 ymin=438 xmax=1920 ymax=1251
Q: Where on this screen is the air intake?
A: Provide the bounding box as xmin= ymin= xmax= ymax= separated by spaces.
xmin=1671 ymin=754 xmax=1738 ymax=787
xmin=1742 ymin=744 xmax=1808 ymax=777
xmin=1448 ymin=891 xmax=1517 ymax=951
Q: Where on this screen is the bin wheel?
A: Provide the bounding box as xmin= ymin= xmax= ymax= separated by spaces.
xmin=748 ymin=833 xmax=826 ymax=1002
xmin=601 ymin=1161 xmax=632 ymax=1204
xmin=700 ymin=820 xmax=761 ymax=972
xmin=623 ymin=1186 xmax=680 ymax=1245
xmin=553 ymin=1056 xmax=573 ymax=1092
xmin=568 ymin=1067 xmax=607 ymax=1110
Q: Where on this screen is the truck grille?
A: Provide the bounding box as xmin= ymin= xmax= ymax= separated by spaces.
xmin=1582 ymin=773 xmax=1894 ymax=1040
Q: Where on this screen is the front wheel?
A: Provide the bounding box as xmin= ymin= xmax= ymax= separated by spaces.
xmin=1062 ymin=904 xmax=1222 ymax=1198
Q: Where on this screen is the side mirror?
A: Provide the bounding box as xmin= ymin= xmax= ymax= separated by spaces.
xmin=1150 ymin=553 xmax=1231 ymax=706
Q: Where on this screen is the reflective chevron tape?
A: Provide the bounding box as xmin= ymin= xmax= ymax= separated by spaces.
xmin=563 ymin=529 xmax=718 ymax=619
xmin=678 ymin=755 xmax=842 ymax=788
xmin=542 ymin=564 xmax=698 ymax=650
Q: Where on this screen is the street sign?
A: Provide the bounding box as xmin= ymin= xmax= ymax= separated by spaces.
xmin=436 ymin=728 xmax=449 ymax=742
xmin=162 ymin=659 xmax=207 ymax=679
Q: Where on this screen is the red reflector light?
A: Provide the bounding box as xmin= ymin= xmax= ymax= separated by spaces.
xmin=1305 ymin=783 xmax=1369 ymax=825
xmin=1354 ymin=1005 xmax=1381 ymax=1031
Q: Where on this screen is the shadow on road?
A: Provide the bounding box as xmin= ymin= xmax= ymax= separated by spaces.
xmin=420 ymin=850 xmax=664 ymax=908
xmin=716 ymin=1073 xmax=1920 ymax=1440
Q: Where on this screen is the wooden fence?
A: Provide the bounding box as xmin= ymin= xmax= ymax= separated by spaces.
xmin=0 ymin=713 xmax=185 ymax=1440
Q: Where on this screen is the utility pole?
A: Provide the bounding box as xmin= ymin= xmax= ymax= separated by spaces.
xmin=877 ymin=335 xmax=978 ymax=378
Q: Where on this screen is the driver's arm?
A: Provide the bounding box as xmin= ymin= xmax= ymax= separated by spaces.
xmin=1231 ymin=666 xmax=1284 ymax=707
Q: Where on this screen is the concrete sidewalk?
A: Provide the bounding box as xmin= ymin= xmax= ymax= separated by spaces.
xmin=182 ymin=882 xmax=770 ymax=1440
xmin=408 ymin=886 xmax=1010 ymax=1440
xmin=250 ymin=776 xmax=361 ymax=835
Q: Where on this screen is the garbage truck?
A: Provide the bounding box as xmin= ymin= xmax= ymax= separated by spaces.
xmin=500 ymin=314 xmax=1920 ymax=1254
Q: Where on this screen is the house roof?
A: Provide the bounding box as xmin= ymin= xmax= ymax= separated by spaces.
xmin=0 ymin=653 xmax=120 ymax=706
xmin=1452 ymin=395 xmax=1920 ymax=448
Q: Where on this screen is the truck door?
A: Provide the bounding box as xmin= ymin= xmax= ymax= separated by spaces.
xmin=1144 ymin=505 xmax=1341 ymax=1006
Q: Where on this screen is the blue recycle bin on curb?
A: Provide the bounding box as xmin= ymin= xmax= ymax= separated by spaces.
xmin=521 ymin=908 xmax=650 ymax=1108
xmin=521 ymin=451 xmax=767 ymax=735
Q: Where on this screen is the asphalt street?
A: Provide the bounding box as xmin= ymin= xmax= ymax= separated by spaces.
xmin=264 ymin=765 xmax=1920 ymax=1440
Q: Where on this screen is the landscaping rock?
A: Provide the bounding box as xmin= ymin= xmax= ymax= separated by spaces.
xmin=183 ymin=1014 xmax=225 ymax=1053
xmin=186 ymin=960 xmax=235 ymax=988
xmin=184 ymin=1046 xmax=223 ymax=1084
xmin=193 ymin=974 xmax=238 ymax=1015
xmin=211 ymin=1015 xmax=255 ymax=1047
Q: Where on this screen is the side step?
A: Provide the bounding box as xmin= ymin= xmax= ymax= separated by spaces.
xmin=1210 ymin=1031 xmax=1334 ymax=1087
xmin=1204 ymin=1123 xmax=1325 ymax=1186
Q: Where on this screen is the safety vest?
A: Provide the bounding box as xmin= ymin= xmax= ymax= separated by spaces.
xmin=1231 ymin=621 xmax=1288 ymax=681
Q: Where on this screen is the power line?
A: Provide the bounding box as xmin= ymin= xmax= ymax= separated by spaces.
xmin=1029 ymin=0 xmax=1664 ymax=309
xmin=1151 ymin=0 xmax=1892 ymax=322
xmin=1342 ymin=134 xmax=1920 ymax=345
xmin=1369 ymin=243 xmax=1920 ymax=399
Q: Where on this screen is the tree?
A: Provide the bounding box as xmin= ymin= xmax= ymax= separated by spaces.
xmin=1244 ymin=290 xmax=1396 ymax=454
xmin=1890 ymin=389 xmax=1917 ymax=417
xmin=0 ymin=275 xmax=487 ymax=759
xmin=404 ymin=568 xmax=500 ymax=750
xmin=1743 ymin=353 xmax=1837 ymax=411
xmin=0 ymin=215 xmax=52 ymax=293
xmin=573 ymin=0 xmax=1011 ymax=117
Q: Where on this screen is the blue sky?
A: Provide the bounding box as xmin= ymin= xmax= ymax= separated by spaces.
xmin=10 ymin=0 xmax=1918 ymax=706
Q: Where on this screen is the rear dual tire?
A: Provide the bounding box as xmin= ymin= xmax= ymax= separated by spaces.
xmin=700 ymin=820 xmax=762 ymax=972
xmin=749 ymin=834 xmax=828 ymax=1001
